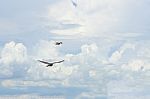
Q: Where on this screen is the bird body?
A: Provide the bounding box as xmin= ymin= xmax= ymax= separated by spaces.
xmin=55 ymin=42 xmax=62 ymax=45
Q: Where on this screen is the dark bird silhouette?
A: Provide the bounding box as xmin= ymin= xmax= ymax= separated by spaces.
xmin=38 ymin=60 xmax=64 ymax=67
xmin=71 ymin=0 xmax=77 ymax=7
xmin=55 ymin=42 xmax=62 ymax=45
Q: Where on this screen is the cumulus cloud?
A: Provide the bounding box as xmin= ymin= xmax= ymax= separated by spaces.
xmin=121 ymin=59 xmax=150 ymax=71
xmin=0 ymin=40 xmax=149 ymax=98
xmin=27 ymin=63 xmax=78 ymax=80
xmin=0 ymin=41 xmax=27 ymax=64
xmin=0 ymin=41 xmax=27 ymax=77
xmin=122 ymin=59 xmax=144 ymax=71
xmin=33 ymin=40 xmax=60 ymax=59
xmin=27 ymin=40 xmax=79 ymax=80
xmin=108 ymin=43 xmax=135 ymax=63
xmin=24 ymin=42 xmax=103 ymax=83
xmin=0 ymin=40 xmax=149 ymax=80
xmin=65 ymin=43 xmax=99 ymax=66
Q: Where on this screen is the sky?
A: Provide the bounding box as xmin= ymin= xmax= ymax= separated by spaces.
xmin=0 ymin=0 xmax=150 ymax=99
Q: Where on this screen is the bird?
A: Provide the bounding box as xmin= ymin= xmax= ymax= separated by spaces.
xmin=71 ymin=0 xmax=77 ymax=7
xmin=38 ymin=60 xmax=64 ymax=67
xmin=55 ymin=41 xmax=63 ymax=45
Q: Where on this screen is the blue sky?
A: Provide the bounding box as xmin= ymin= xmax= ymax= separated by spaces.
xmin=0 ymin=0 xmax=150 ymax=99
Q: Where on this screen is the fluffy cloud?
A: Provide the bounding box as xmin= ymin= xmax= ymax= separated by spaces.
xmin=33 ymin=40 xmax=60 ymax=59
xmin=121 ymin=59 xmax=150 ymax=71
xmin=0 ymin=41 xmax=27 ymax=77
xmin=27 ymin=40 xmax=79 ymax=80
xmin=121 ymin=59 xmax=144 ymax=71
xmin=33 ymin=41 xmax=150 ymax=82
xmin=0 ymin=40 xmax=149 ymax=98
xmin=65 ymin=43 xmax=99 ymax=66
xmin=108 ymin=43 xmax=135 ymax=63
xmin=27 ymin=63 xmax=78 ymax=80
xmin=0 ymin=41 xmax=27 ymax=64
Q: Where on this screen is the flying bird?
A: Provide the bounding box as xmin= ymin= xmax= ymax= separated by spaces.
xmin=55 ymin=41 xmax=63 ymax=45
xmin=71 ymin=0 xmax=77 ymax=7
xmin=38 ymin=60 xmax=64 ymax=67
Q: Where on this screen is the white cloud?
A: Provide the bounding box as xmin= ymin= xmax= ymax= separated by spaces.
xmin=26 ymin=42 xmax=103 ymax=82
xmin=0 ymin=40 xmax=149 ymax=98
xmin=121 ymin=59 xmax=150 ymax=71
xmin=0 ymin=41 xmax=27 ymax=65
xmin=1 ymin=79 xmax=51 ymax=88
xmin=89 ymin=70 xmax=97 ymax=78
xmin=0 ymin=41 xmax=27 ymax=77
xmin=46 ymin=0 xmax=148 ymax=39
xmin=108 ymin=43 xmax=135 ymax=63
xmin=122 ymin=59 xmax=144 ymax=71
xmin=0 ymin=0 xmax=150 ymax=97
xmin=47 ymin=0 xmax=120 ymax=37
xmin=27 ymin=40 xmax=79 ymax=80
xmin=27 ymin=63 xmax=78 ymax=80
xmin=65 ymin=43 xmax=99 ymax=66
xmin=33 ymin=40 xmax=60 ymax=60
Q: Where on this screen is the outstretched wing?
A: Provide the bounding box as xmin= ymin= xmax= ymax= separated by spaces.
xmin=38 ymin=60 xmax=50 ymax=64
xmin=53 ymin=60 xmax=64 ymax=64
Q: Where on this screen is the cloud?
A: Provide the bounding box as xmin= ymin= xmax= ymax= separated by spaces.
xmin=0 ymin=40 xmax=79 ymax=80
xmin=0 ymin=0 xmax=150 ymax=97
xmin=32 ymin=40 xmax=60 ymax=59
xmin=0 ymin=40 xmax=149 ymax=98
xmin=121 ymin=59 xmax=144 ymax=71
xmin=0 ymin=40 xmax=149 ymax=80
xmin=0 ymin=41 xmax=27 ymax=64
xmin=108 ymin=43 xmax=135 ymax=63
xmin=121 ymin=59 xmax=150 ymax=71
xmin=46 ymin=0 xmax=149 ymax=39
xmin=0 ymin=41 xmax=27 ymax=77
xmin=0 ymin=95 xmax=65 ymax=99
xmin=47 ymin=0 xmax=119 ymax=37
xmin=1 ymin=79 xmax=50 ymax=88
xmin=26 ymin=40 xmax=79 ymax=80
xmin=27 ymin=63 xmax=78 ymax=80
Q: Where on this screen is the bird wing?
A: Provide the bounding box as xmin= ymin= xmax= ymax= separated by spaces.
xmin=53 ymin=60 xmax=64 ymax=64
xmin=38 ymin=60 xmax=50 ymax=64
xmin=71 ymin=0 xmax=77 ymax=7
xmin=55 ymin=42 xmax=62 ymax=45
